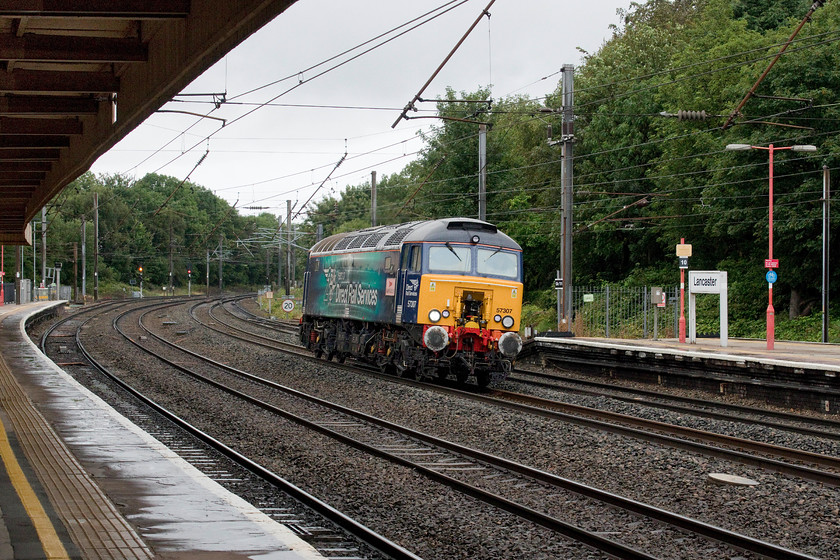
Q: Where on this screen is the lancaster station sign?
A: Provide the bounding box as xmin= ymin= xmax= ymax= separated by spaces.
xmin=687 ymin=270 xmax=728 ymax=347
xmin=689 ymin=271 xmax=726 ymax=294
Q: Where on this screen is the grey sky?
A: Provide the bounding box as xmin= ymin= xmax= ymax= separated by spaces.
xmin=90 ymin=0 xmax=630 ymax=217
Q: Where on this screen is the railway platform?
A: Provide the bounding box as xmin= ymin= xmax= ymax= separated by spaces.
xmin=0 ymin=301 xmax=324 ymax=560
xmin=534 ymin=334 xmax=840 ymax=413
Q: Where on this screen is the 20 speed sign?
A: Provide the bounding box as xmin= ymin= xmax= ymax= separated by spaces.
xmin=281 ymin=299 xmax=295 ymax=313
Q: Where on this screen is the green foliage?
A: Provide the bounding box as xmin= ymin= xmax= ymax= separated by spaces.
xmin=732 ymin=0 xmax=814 ymax=31
xmin=521 ymin=303 xmax=557 ymax=333
xmin=28 ymin=171 xmax=284 ymax=294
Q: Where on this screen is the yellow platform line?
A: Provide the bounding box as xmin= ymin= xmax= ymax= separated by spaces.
xmin=0 ymin=416 xmax=69 ymax=560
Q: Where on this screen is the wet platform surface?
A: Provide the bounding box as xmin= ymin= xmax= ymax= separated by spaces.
xmin=0 ymin=301 xmax=324 ymax=559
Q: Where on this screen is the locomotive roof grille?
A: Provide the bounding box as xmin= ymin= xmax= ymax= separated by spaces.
xmin=362 ymin=232 xmax=388 ymax=247
xmin=333 ymin=236 xmax=353 ymax=250
xmin=384 ymin=228 xmax=413 ymax=246
xmin=348 ymin=234 xmax=369 ymax=249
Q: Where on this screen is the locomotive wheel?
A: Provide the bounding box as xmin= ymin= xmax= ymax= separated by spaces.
xmin=377 ymin=357 xmax=395 ymax=375
xmin=450 ymin=361 xmax=470 ymax=385
xmin=476 ymin=371 xmax=491 ymax=388
xmin=336 ymin=352 xmax=347 ymax=364
xmin=314 ymin=348 xmax=323 ymax=359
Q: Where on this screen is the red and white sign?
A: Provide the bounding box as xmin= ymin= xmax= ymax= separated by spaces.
xmin=385 ymin=277 xmax=396 ymax=296
xmin=765 ymin=259 xmax=779 ymax=269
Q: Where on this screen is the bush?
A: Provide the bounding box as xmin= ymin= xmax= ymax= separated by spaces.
xmin=521 ymin=302 xmax=557 ymax=334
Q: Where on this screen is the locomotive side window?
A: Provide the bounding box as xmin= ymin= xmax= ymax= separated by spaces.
xmin=477 ymin=248 xmax=519 ymax=279
xmin=428 ymin=244 xmax=471 ymax=274
xmin=403 ymin=245 xmax=422 ymax=272
xmin=410 ymin=246 xmax=422 ymax=272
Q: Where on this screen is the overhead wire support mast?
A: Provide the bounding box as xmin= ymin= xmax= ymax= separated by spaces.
xmin=391 ymin=0 xmax=496 ymax=128
xmin=721 ymin=0 xmax=825 ymax=131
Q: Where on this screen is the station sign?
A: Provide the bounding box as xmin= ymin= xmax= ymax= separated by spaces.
xmin=675 ymin=243 xmax=692 ymax=257
xmin=689 ymin=270 xmax=726 ymax=294
xmin=765 ymin=258 xmax=779 ymax=269
xmin=687 ymin=270 xmax=728 ymax=347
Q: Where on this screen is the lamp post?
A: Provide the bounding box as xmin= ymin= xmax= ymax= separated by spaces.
xmin=725 ymin=143 xmax=817 ymax=350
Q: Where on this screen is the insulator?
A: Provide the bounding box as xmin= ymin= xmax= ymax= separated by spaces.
xmin=677 ymin=110 xmax=708 ymax=121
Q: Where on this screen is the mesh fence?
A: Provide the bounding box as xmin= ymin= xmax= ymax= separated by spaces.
xmin=570 ymin=285 xmax=681 ymax=339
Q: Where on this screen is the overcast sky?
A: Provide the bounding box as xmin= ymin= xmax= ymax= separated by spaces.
xmin=90 ymin=0 xmax=630 ymax=217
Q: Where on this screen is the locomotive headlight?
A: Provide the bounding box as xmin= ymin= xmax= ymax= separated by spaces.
xmin=501 ymin=315 xmax=515 ymax=329
xmin=493 ymin=314 xmax=502 ymax=323
xmin=428 ymin=309 xmax=442 ymax=323
xmin=471 ymin=235 xmax=480 ymax=244
xmin=442 ymin=309 xmax=450 ymax=318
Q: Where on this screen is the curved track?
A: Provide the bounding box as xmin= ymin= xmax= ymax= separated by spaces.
xmin=36 ymin=296 xmax=840 ymax=559
xmin=41 ymin=299 xmax=420 ymax=560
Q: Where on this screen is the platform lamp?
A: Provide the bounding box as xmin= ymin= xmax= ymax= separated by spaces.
xmin=725 ymin=143 xmax=817 ymax=350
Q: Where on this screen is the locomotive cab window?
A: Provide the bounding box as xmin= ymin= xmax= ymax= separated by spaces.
xmin=477 ymin=248 xmax=519 ymax=279
xmin=428 ymin=244 xmax=472 ymax=274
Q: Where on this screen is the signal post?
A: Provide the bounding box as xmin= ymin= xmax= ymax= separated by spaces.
xmin=676 ymin=240 xmax=692 ymax=343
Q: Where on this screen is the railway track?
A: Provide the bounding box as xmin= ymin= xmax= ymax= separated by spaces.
xmin=139 ymin=298 xmax=827 ymax=560
xmin=41 ymin=299 xmax=419 ymax=560
xmin=508 ymin=366 xmax=840 ymax=442
xmin=231 ymin=296 xmax=300 ymax=335
xmin=198 ymin=296 xmax=840 ymax=488
xmin=222 ymin=296 xmax=840 ymax=449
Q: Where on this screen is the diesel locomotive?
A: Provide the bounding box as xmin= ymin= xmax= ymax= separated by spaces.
xmin=300 ymin=218 xmax=523 ymax=386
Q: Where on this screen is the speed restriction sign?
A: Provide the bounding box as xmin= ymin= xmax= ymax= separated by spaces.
xmin=281 ymin=299 xmax=295 ymax=313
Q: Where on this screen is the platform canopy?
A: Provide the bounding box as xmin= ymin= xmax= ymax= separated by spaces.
xmin=0 ymin=0 xmax=297 ymax=245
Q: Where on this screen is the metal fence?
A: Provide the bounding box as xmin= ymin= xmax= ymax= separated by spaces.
xmin=571 ymin=285 xmax=680 ymax=339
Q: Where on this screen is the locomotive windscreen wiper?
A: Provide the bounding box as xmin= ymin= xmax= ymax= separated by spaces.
xmin=445 ymin=241 xmax=462 ymax=261
xmin=485 ymin=247 xmax=502 ymax=260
